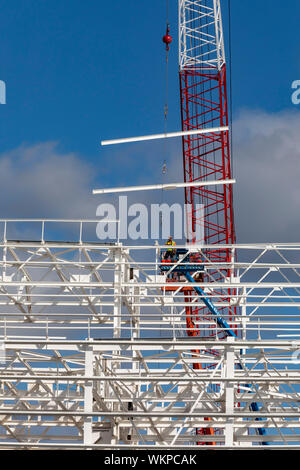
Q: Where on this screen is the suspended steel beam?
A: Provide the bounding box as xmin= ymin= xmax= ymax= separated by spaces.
xmin=93 ymin=179 xmax=236 ymax=195
xmin=101 ymin=126 xmax=229 ymax=146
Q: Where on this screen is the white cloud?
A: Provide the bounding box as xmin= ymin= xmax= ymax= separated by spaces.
xmin=1 ymin=109 xmax=299 ymax=245
xmin=0 ymin=141 xmax=96 ymax=219
xmin=233 ymin=109 xmax=300 ymax=242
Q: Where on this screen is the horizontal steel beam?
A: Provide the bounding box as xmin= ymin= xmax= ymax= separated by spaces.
xmin=0 ymin=410 xmax=298 ymax=418
xmin=3 ymin=339 xmax=300 ymax=347
xmin=101 ymin=126 xmax=229 ymax=146
xmin=93 ymin=179 xmax=235 ymax=195
xmin=1 ymin=281 xmax=300 ymax=289
xmin=0 ymin=375 xmax=299 ymax=383
xmin=0 ymin=442 xmax=297 ymax=450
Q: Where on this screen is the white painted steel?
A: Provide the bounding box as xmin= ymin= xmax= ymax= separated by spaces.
xmin=0 ymin=220 xmax=298 ymax=448
xmin=93 ymin=179 xmax=236 ymax=195
xmin=179 ymin=0 xmax=226 ymax=71
xmin=101 ymin=126 xmax=229 ymax=146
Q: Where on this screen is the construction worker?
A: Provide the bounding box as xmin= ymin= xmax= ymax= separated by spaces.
xmin=164 ymin=236 xmax=176 ymax=261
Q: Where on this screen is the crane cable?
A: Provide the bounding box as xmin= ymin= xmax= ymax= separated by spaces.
xmin=164 ymin=0 xmax=170 ymax=125
xmin=163 ymin=0 xmax=171 ymax=175
xmin=160 ymin=0 xmax=172 ymax=230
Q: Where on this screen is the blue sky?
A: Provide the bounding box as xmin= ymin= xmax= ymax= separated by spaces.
xmin=0 ymin=0 xmax=300 ymax=242
xmin=1 ymin=0 xmax=300 ymax=155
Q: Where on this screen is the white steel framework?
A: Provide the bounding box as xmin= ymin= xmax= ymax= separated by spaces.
xmin=179 ymin=0 xmax=225 ymax=71
xmin=0 ymin=221 xmax=298 ymax=448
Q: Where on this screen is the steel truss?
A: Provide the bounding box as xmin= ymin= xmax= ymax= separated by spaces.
xmin=0 ymin=221 xmax=298 ymax=448
xmin=179 ymin=0 xmax=234 ymax=249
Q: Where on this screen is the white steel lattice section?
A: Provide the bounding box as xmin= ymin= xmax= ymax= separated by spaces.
xmin=0 ymin=343 xmax=299 ymax=448
xmin=179 ymin=0 xmax=225 ymax=71
xmin=0 ymin=221 xmax=299 ymax=447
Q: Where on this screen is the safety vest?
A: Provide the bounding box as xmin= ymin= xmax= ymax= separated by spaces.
xmin=166 ymin=240 xmax=176 ymax=251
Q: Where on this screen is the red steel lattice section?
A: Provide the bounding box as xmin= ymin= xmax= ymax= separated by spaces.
xmin=180 ymin=65 xmax=235 ymax=252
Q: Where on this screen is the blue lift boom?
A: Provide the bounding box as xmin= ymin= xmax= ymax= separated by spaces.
xmin=184 ymin=271 xmax=236 ymax=338
xmin=159 ymin=250 xmax=268 ymax=444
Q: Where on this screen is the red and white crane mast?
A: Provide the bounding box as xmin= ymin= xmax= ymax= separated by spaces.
xmin=179 ymin=0 xmax=235 ymax=255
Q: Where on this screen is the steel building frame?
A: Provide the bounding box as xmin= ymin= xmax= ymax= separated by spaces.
xmin=0 ymin=220 xmax=298 ymax=448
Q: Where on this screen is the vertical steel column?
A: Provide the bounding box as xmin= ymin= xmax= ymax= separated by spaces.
xmin=225 ymin=337 xmax=235 ymax=446
xmin=83 ymin=347 xmax=93 ymax=446
xmin=113 ymin=247 xmax=123 ymax=338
